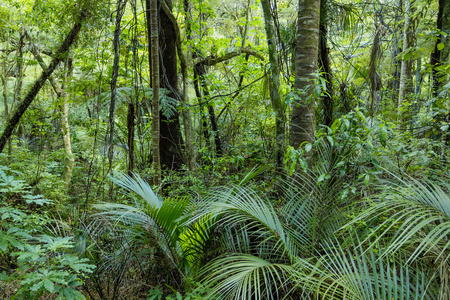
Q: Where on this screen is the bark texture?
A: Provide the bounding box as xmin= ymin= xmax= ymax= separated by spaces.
xmin=158 ymin=0 xmax=184 ymax=170
xmin=146 ymin=0 xmax=161 ymax=184
xmin=290 ymin=0 xmax=320 ymax=165
xmin=108 ymin=0 xmax=127 ymax=170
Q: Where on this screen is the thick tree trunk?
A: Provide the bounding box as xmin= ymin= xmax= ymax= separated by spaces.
xmin=0 ymin=9 xmax=87 ymax=154
xmin=441 ymin=0 xmax=450 ymax=65
xmin=290 ymin=0 xmax=320 ymax=167
xmin=261 ymin=0 xmax=285 ymax=169
xmin=431 ymin=0 xmax=450 ymax=96
xmin=158 ymin=0 xmax=184 ymax=170
xmin=431 ymin=0 xmax=450 ymax=144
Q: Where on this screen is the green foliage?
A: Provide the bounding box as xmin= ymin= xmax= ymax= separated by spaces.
xmin=0 ymin=165 xmax=95 ymax=300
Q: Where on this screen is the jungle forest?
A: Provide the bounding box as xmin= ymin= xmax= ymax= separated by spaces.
xmin=0 ymin=0 xmax=449 ymax=299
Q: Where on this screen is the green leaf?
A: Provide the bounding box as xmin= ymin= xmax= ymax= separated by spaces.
xmin=326 ymin=136 xmax=334 ymax=147
xmin=364 ymin=174 xmax=370 ymax=186
xmin=437 ymin=42 xmax=445 ymax=51
xmin=289 ymin=162 xmax=296 ymax=176
xmin=318 ymin=174 xmax=326 ymax=183
xmin=58 ymin=287 xmax=86 ymax=300
xmin=304 ymin=143 xmax=312 ymax=152
xmin=43 ymin=278 xmax=54 ymax=293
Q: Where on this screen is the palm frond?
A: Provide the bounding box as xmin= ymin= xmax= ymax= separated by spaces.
xmin=195 ymin=186 xmax=298 ymax=261
xmin=200 ymin=254 xmax=294 ymax=300
xmin=293 ymin=237 xmax=439 ymax=300
xmin=110 ymin=171 xmax=161 ymax=208
xmin=345 ymin=177 xmax=450 ymax=264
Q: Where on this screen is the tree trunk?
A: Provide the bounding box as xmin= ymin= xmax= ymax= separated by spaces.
xmin=431 ymin=0 xmax=450 ymax=144
xmin=0 ymin=9 xmax=87 ymax=154
xmin=61 ymin=56 xmax=75 ymax=188
xmin=108 ymin=0 xmax=127 ymax=171
xmin=369 ymin=28 xmax=382 ymax=117
xmin=441 ymin=0 xmax=450 ymax=65
xmin=261 ymin=0 xmax=285 ymax=169
xmin=391 ymin=0 xmax=402 ymax=104
xmin=431 ymin=0 xmax=450 ymax=96
xmin=398 ymin=0 xmax=413 ymax=127
xmin=158 ymin=0 xmax=184 ymax=170
xmin=127 ymin=102 xmax=135 ymax=175
xmin=319 ymin=1 xmax=333 ymax=127
xmin=290 ymin=0 xmax=320 ymax=167
xmin=28 ymin=34 xmax=76 ymax=189
xmin=1 ymin=46 xmax=11 ymax=163
xmin=193 ymin=61 xmax=222 ymax=156
xmin=146 ymin=0 xmax=161 ymax=184
xmin=181 ymin=0 xmax=196 ymax=172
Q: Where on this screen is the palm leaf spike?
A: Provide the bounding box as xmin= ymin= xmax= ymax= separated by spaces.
xmin=110 ymin=171 xmax=161 ymax=208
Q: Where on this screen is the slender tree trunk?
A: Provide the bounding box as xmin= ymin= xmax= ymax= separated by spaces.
xmin=0 ymin=9 xmax=87 ymax=154
xmin=61 ymin=56 xmax=75 ymax=188
xmin=1 ymin=47 xmax=11 ymax=163
xmin=319 ymin=0 xmax=334 ymax=127
xmin=192 ymin=59 xmax=210 ymax=145
xmin=194 ymin=62 xmax=222 ymax=156
xmin=128 ymin=0 xmax=138 ymax=176
xmin=391 ymin=0 xmax=402 ymax=104
xmin=290 ymin=0 xmax=320 ymax=167
xmin=146 ymin=0 xmax=161 ymax=184
xmin=398 ymin=0 xmax=413 ymax=126
xmin=13 ymin=29 xmax=24 ymax=114
xmin=108 ymin=0 xmax=127 ymax=171
xmin=127 ymin=102 xmax=135 ymax=175
xmin=261 ymin=0 xmax=285 ymax=169
xmin=181 ymin=0 xmax=196 ymax=171
xmin=369 ymin=28 xmax=382 ymax=117
xmin=28 ymin=36 xmax=76 ymax=188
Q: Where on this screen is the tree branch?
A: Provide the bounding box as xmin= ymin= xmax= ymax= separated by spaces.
xmin=0 ymin=9 xmax=87 ymax=154
xmin=195 ymin=47 xmax=265 ymax=66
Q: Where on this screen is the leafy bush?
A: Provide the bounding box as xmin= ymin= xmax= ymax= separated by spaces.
xmin=0 ymin=165 xmax=95 ymax=300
